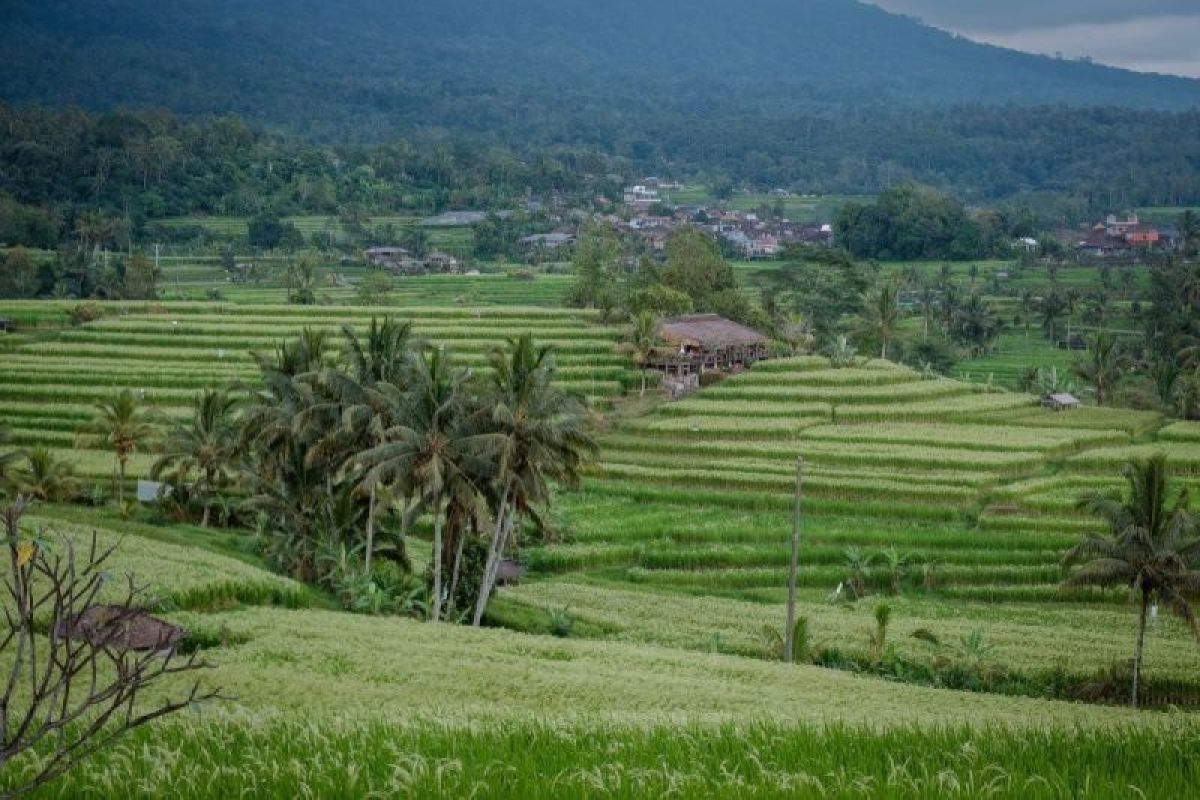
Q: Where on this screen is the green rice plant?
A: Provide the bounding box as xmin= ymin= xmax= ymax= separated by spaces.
xmin=1158 ymin=421 xmax=1200 ymax=443
xmin=730 ymin=367 xmax=920 ymax=387
xmin=800 ymin=423 xmax=1129 ymax=454
xmin=833 ymin=392 xmax=1036 ymax=422
xmin=1067 ymin=443 xmax=1200 ymax=475
xmin=981 ymin=405 xmax=1165 ymax=437
xmin=9 ymin=715 xmax=1199 ymax=799
xmin=657 ymin=398 xmax=834 ymax=418
xmin=700 ymin=378 xmax=971 ymax=405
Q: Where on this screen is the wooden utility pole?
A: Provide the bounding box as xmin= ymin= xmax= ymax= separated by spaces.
xmin=784 ymin=456 xmax=804 ymax=663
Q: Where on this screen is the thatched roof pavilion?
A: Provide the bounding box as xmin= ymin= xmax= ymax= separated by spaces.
xmin=647 ymin=314 xmax=771 ymax=375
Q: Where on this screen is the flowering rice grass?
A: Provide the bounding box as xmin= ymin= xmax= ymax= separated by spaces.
xmin=507 ymin=580 xmax=1200 ymax=678
xmin=23 ymin=517 xmax=310 ymax=611
xmin=8 ymin=711 xmax=1198 ymax=799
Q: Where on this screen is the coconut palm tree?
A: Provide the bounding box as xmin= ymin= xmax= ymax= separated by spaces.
xmin=1062 ymin=455 xmax=1200 ymax=708
xmin=626 ymin=312 xmax=660 ymax=396
xmin=13 ymin=447 xmax=79 ymax=503
xmin=151 ymin=389 xmax=240 ymax=527
xmin=1038 ymin=290 xmax=1068 ymax=344
xmin=76 ymin=389 xmax=158 ymax=504
xmin=359 ymin=346 xmax=499 ymax=622
xmin=472 ymin=334 xmax=596 ymax=626
xmin=341 ymin=317 xmax=414 ymax=385
xmin=859 ymin=278 xmax=902 ymax=359
xmin=1072 ymin=331 xmax=1131 ymax=406
xmin=915 ymin=279 xmax=938 ymax=340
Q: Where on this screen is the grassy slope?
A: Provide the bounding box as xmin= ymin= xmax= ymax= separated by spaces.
xmin=11 ymin=508 xmax=1197 ymax=796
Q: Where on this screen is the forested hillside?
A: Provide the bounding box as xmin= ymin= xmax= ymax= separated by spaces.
xmin=2 ymin=1 xmax=1199 ymax=206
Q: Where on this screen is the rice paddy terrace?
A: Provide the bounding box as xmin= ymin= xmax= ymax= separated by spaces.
xmin=0 ymin=300 xmax=632 ymax=483
xmin=3 ymin=299 xmax=1200 ymax=794
xmin=503 ymin=356 xmax=1200 ymax=681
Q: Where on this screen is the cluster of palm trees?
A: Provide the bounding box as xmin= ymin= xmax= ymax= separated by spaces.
xmin=861 ymin=271 xmax=1002 ymax=361
xmin=217 ymin=318 xmax=594 ymax=623
xmin=6 ymin=318 xmax=596 ymax=625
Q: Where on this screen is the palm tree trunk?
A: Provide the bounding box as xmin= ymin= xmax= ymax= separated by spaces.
xmin=364 ymin=484 xmax=376 ymax=575
xmin=117 ymin=456 xmax=127 ymax=505
xmin=477 ymin=507 xmax=518 ymax=627
xmin=431 ymin=497 xmax=443 ymax=623
xmin=1132 ymin=590 xmax=1149 ymax=709
xmin=473 ymin=489 xmax=510 ymax=627
xmin=447 ymin=532 xmax=466 ymax=618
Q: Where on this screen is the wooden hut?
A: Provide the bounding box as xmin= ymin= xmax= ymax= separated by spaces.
xmin=645 ymin=314 xmax=771 ymax=376
xmin=1043 ymin=393 xmax=1082 ymax=411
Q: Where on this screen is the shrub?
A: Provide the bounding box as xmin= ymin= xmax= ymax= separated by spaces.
xmin=66 ymin=302 xmax=105 ymax=326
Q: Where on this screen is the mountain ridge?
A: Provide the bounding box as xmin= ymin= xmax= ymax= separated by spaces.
xmin=2 ymin=0 xmax=1198 ymax=146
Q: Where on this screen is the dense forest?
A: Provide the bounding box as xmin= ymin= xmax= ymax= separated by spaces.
xmin=3 ymin=1 xmax=1200 ymax=212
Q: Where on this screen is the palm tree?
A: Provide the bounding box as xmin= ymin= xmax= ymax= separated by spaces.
xmin=860 ymin=279 xmax=901 ymax=359
xmin=915 ymin=279 xmax=938 ymax=340
xmin=1019 ymin=290 xmax=1037 ymax=341
xmin=626 ymin=312 xmax=660 ymax=396
xmin=13 ymin=448 xmax=79 ymax=502
xmin=76 ymin=389 xmax=158 ymax=504
xmin=949 ymin=292 xmax=1001 ymax=357
xmin=151 ymin=389 xmax=240 ymax=527
xmin=472 ymin=334 xmax=596 ymax=626
xmin=1038 ymin=290 xmax=1068 ymax=345
xmin=359 ymin=346 xmax=499 ymax=622
xmin=1062 ymin=455 xmax=1200 ymax=708
xmin=776 ymin=311 xmax=812 ymax=355
xmin=341 ymin=317 xmax=413 ymax=385
xmin=1072 ymin=332 xmax=1130 ymax=406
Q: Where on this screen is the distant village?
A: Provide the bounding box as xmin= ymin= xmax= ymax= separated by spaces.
xmin=1052 ymin=213 xmax=1179 ymax=257
xmin=360 ymin=179 xmax=1179 ymax=275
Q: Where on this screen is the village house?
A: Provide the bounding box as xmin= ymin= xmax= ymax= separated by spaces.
xmin=622 ymin=185 xmax=662 ymax=209
xmin=519 ymin=232 xmax=576 ymax=251
xmin=364 ymin=246 xmax=412 ymax=268
xmin=363 ymin=246 xmax=461 ymax=275
xmin=1057 ymin=212 xmax=1168 ymax=256
xmin=424 ymin=251 xmax=461 ymax=274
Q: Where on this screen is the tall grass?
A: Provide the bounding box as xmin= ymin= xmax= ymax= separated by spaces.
xmin=9 ymin=716 xmax=1197 ymax=799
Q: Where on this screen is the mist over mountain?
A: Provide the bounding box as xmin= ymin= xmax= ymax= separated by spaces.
xmin=2 ymin=0 xmax=1199 ymax=145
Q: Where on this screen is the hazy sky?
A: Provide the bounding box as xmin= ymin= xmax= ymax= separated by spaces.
xmin=870 ymin=1 xmax=1200 ymax=78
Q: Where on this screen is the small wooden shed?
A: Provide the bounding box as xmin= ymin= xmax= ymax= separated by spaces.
xmin=1043 ymin=393 xmax=1082 ymax=411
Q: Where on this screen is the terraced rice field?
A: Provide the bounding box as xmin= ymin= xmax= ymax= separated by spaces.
xmin=0 ymin=300 xmax=634 ymax=479
xmin=5 ymin=507 xmax=1192 ymax=798
xmin=500 ymin=355 xmax=1200 ymax=680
